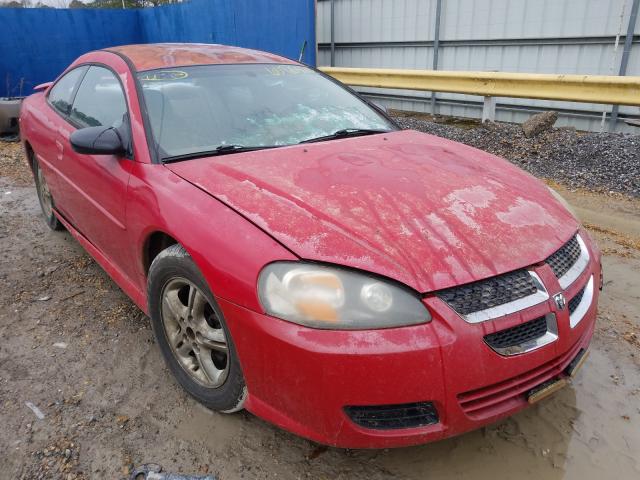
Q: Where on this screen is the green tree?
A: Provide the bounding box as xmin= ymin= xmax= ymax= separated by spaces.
xmin=1 ymin=0 xmax=28 ymax=7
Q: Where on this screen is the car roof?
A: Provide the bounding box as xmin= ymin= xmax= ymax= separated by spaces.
xmin=105 ymin=43 xmax=297 ymax=72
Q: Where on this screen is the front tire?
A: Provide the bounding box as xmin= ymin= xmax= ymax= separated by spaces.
xmin=148 ymin=244 xmax=247 ymax=413
xmin=32 ymin=154 xmax=63 ymax=231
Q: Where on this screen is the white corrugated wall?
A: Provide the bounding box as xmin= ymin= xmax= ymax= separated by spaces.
xmin=317 ymin=0 xmax=640 ymax=132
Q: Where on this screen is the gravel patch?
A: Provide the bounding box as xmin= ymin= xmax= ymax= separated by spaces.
xmin=394 ymin=114 xmax=640 ymax=198
xmin=0 ymin=140 xmax=31 ymax=186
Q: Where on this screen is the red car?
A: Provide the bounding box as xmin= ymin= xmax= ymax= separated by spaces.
xmin=20 ymin=43 xmax=601 ymax=448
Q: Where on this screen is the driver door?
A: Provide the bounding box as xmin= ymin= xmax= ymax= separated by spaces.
xmin=55 ymin=65 xmax=133 ymax=271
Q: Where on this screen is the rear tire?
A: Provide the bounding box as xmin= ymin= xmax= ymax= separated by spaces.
xmin=32 ymin=153 xmax=63 ymax=231
xmin=148 ymin=244 xmax=247 ymax=413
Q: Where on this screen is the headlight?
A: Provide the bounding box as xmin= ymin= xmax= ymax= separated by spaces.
xmin=258 ymin=262 xmax=430 ymax=329
xmin=547 ymin=186 xmax=578 ymax=219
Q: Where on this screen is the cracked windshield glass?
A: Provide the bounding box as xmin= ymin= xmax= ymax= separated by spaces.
xmin=138 ymin=64 xmax=394 ymax=159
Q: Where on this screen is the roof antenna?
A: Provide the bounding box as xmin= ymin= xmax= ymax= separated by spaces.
xmin=298 ymin=40 xmax=307 ymax=63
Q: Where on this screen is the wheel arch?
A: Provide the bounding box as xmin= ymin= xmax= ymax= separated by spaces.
xmin=142 ymin=230 xmax=179 ymax=276
xmin=141 ymin=231 xmax=226 ymax=308
xmin=23 ymin=140 xmax=35 ymax=173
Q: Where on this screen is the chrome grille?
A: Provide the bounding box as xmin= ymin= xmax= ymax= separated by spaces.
xmin=568 ymin=285 xmax=586 ymax=315
xmin=484 ymin=316 xmax=547 ymax=351
xmin=437 ymin=269 xmax=538 ymax=316
xmin=569 ymin=275 xmax=594 ymax=328
xmin=484 ymin=313 xmax=558 ymax=356
xmin=546 ymin=235 xmax=581 ymax=279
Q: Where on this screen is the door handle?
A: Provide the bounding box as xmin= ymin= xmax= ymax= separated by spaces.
xmin=55 ymin=139 xmax=64 ymax=160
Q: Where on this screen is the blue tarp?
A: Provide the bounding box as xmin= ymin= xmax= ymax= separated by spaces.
xmin=0 ymin=0 xmax=315 ymax=96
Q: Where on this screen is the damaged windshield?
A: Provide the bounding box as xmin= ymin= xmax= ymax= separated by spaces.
xmin=137 ymin=64 xmax=395 ymax=161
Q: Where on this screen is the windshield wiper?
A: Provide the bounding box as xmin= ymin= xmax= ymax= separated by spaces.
xmin=162 ymin=144 xmax=278 ymax=163
xmin=299 ymin=128 xmax=390 ymax=144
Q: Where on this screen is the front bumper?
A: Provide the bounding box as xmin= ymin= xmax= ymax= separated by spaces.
xmin=218 ymin=235 xmax=601 ymax=449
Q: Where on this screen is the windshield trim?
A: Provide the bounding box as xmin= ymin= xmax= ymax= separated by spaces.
xmin=106 ymin=49 xmax=159 ymax=164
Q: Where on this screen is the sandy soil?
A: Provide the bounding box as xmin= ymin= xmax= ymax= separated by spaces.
xmin=1 ymin=141 xmax=639 ymax=480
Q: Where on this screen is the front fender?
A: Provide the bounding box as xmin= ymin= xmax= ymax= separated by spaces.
xmin=126 ymin=162 xmax=297 ymax=313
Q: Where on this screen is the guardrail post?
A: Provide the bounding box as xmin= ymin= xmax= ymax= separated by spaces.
xmin=430 ymin=0 xmax=443 ymax=114
xmin=482 ymin=96 xmax=496 ymax=122
xmin=610 ymin=0 xmax=639 ymax=131
xmin=330 ymin=0 xmax=336 ymax=67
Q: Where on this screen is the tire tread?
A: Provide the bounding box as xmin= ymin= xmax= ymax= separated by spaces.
xmin=147 ymin=244 xmax=247 ymax=413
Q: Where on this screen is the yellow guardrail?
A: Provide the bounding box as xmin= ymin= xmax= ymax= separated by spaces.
xmin=319 ymin=67 xmax=640 ymax=106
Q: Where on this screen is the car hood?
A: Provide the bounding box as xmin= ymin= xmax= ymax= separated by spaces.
xmin=166 ymin=130 xmax=578 ymax=293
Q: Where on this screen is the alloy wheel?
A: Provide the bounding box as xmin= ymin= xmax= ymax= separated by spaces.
xmin=160 ymin=278 xmax=229 ymax=388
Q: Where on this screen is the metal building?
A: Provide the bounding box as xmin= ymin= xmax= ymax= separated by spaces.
xmin=316 ymin=0 xmax=640 ymax=132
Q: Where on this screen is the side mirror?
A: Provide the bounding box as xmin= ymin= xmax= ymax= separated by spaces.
xmin=34 ymin=81 xmax=53 ymax=92
xmin=70 ymin=126 xmax=125 ymax=156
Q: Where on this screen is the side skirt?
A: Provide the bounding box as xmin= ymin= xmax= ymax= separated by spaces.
xmin=53 ymin=209 xmax=148 ymax=314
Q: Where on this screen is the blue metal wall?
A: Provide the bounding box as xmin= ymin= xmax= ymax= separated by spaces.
xmin=139 ymin=0 xmax=316 ymax=64
xmin=0 ymin=7 xmax=141 ymax=95
xmin=0 ymin=0 xmax=315 ymax=96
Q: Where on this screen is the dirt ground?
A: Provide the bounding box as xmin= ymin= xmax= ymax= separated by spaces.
xmin=1 ymin=139 xmax=639 ymax=480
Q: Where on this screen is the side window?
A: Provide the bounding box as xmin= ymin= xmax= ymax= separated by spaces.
xmin=48 ymin=67 xmax=87 ymax=116
xmin=70 ymin=66 xmax=127 ymax=129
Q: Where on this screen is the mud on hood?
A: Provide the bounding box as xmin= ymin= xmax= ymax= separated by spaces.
xmin=166 ymin=130 xmax=578 ymax=293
